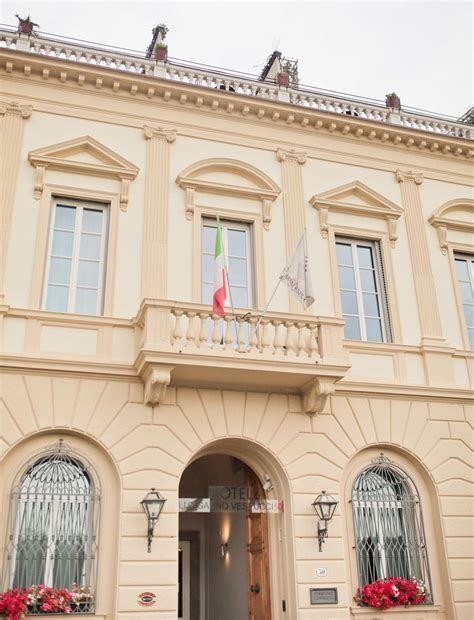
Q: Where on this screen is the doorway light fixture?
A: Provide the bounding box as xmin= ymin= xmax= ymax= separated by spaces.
xmin=312 ymin=491 xmax=338 ymax=552
xmin=140 ymin=488 xmax=166 ymax=552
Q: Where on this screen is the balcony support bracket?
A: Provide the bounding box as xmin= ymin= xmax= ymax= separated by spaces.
xmin=143 ymin=363 xmax=174 ymax=406
xmin=302 ymin=377 xmax=337 ymax=415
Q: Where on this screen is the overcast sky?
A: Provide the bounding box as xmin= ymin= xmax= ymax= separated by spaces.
xmin=2 ymin=0 xmax=472 ymax=118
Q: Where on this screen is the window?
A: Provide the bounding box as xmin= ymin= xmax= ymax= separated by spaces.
xmin=42 ymin=198 xmax=108 ymax=315
xmin=335 ymin=237 xmax=391 ymax=342
xmin=454 ymin=253 xmax=474 ymax=349
xmin=352 ymin=454 xmax=432 ymax=598
xmin=7 ymin=440 xmax=99 ymax=609
xmin=201 ymin=218 xmax=254 ymax=309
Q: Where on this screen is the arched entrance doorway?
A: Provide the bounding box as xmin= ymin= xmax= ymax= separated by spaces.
xmin=178 ymin=439 xmax=295 ymax=620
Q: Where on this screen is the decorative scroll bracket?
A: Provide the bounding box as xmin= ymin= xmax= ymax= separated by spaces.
xmin=143 ymin=364 xmax=174 ymax=406
xmin=302 ymin=377 xmax=337 ymax=415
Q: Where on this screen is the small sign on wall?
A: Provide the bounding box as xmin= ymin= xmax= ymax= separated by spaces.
xmin=310 ymin=588 xmax=338 ymax=605
xmin=316 ymin=567 xmax=327 ymax=577
xmin=138 ymin=592 xmax=157 ymax=607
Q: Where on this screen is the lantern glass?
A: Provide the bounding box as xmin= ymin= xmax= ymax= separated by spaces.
xmin=141 ymin=488 xmax=166 ymax=521
xmin=312 ymin=491 xmax=338 ymax=522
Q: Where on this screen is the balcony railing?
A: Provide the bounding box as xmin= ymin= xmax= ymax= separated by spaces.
xmin=1 ymin=25 xmax=472 ymax=141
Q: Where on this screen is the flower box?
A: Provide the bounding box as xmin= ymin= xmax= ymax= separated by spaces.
xmin=354 ymin=578 xmax=428 ymax=610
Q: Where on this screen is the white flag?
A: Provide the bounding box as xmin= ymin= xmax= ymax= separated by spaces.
xmin=279 ymin=234 xmax=315 ymax=309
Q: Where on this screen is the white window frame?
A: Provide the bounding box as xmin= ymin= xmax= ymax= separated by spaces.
xmin=453 ymin=252 xmax=474 ymax=350
xmin=201 ymin=218 xmax=255 ymax=309
xmin=42 ymin=197 xmax=109 ymax=316
xmin=335 ymin=236 xmax=391 ymax=342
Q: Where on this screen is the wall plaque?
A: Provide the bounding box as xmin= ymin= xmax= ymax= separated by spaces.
xmin=310 ymin=587 xmax=338 ymax=605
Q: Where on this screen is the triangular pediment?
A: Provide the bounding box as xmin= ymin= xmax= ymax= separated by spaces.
xmin=310 ymin=181 xmax=402 ymax=216
xmin=29 ymin=136 xmax=139 ymax=179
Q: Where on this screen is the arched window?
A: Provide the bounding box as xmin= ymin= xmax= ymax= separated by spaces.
xmin=351 ymin=454 xmax=432 ymax=598
xmin=6 ymin=439 xmax=100 ymax=603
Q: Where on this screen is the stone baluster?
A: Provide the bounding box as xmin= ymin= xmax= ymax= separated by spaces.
xmin=224 ymin=316 xmax=234 ymax=350
xmin=237 ymin=317 xmax=246 ymax=352
xmin=272 ymin=320 xmax=283 ymax=355
xmin=308 ymin=323 xmax=318 ymax=358
xmin=260 ymin=319 xmax=271 ymax=353
xmin=212 ymin=317 xmax=221 ymax=349
xmin=186 ymin=312 xmax=197 ymax=346
xmin=296 ymin=322 xmax=307 ymax=357
xmin=248 ymin=317 xmax=259 ymax=353
xmin=198 ymin=313 xmax=208 ymax=348
xmin=284 ymin=321 xmax=297 ymax=356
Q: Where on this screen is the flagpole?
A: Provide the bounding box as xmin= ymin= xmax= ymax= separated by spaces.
xmin=252 ymin=278 xmax=281 ymax=340
xmin=217 ymin=216 xmax=239 ymax=345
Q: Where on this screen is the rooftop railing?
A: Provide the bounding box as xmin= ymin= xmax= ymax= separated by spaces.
xmin=1 ymin=24 xmax=472 ymax=140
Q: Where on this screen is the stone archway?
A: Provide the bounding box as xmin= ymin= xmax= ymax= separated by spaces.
xmin=178 ymin=437 xmax=297 ymax=620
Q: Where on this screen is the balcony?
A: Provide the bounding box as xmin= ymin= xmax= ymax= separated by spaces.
xmin=0 ymin=300 xmax=349 ymax=414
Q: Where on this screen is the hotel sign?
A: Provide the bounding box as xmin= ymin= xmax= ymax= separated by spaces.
xmin=310 ymin=588 xmax=338 ymax=605
xmin=179 ymin=486 xmax=284 ymax=513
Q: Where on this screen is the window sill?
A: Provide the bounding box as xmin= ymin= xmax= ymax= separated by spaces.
xmin=351 ymin=604 xmax=441 ymax=617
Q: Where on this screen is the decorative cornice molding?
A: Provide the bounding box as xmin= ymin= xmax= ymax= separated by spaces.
xmin=0 ymin=101 xmax=32 ymax=118
xmin=1 ymin=48 xmax=473 ymax=158
xmin=276 ymin=148 xmax=307 ymax=164
xmin=28 ymin=135 xmax=139 ymax=210
xmin=428 ymin=198 xmax=474 ymax=254
xmin=310 ymin=180 xmax=403 ymax=247
xmin=395 ymin=169 xmax=424 ymax=184
xmin=176 ymin=157 xmax=280 ymax=230
xmin=144 ymin=125 xmax=177 ymax=143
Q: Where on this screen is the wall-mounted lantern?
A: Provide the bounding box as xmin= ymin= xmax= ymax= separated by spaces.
xmin=141 ymin=488 xmax=166 ymax=552
xmin=312 ymin=491 xmax=338 ymax=552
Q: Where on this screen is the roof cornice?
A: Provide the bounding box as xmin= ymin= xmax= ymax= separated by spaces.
xmin=1 ymin=47 xmax=473 ymax=160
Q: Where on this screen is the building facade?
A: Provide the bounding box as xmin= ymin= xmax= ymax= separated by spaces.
xmin=0 ymin=22 xmax=473 ymax=620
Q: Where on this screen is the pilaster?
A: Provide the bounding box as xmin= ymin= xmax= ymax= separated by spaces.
xmin=396 ymin=170 xmax=454 ymax=386
xmin=276 ymin=148 xmax=307 ymax=312
xmin=141 ymin=126 xmax=176 ymax=299
xmin=0 ymin=102 xmax=32 ymax=300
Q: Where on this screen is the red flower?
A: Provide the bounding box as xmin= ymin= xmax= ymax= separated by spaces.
xmin=354 ymin=577 xmax=427 ymax=609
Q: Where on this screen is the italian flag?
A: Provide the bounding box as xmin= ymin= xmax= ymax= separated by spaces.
xmin=213 ymin=218 xmax=227 ymax=317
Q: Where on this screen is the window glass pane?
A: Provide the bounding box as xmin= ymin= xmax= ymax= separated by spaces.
xmin=227 ymin=229 xmax=247 ymax=257
xmin=343 ymin=315 xmax=361 ymax=340
xmin=336 ymin=242 xmax=353 ymax=265
xmin=75 ymin=288 xmax=98 ymax=314
xmin=341 ymin=290 xmax=359 ymax=315
xmin=338 ymin=265 xmax=356 ymax=290
xmin=49 ymin=257 xmax=71 ymax=285
xmin=463 ymin=303 xmax=474 ymax=328
xmin=366 ymin=317 xmax=383 ymax=342
xmin=363 ymin=293 xmax=380 ymax=317
xmin=52 ymin=230 xmax=74 ymax=257
xmin=82 ymin=209 xmax=103 ymax=233
xmin=202 ymin=282 xmax=213 ymax=305
xmin=455 ymin=258 xmax=469 ymax=280
xmin=202 ymin=225 xmax=216 ymax=254
xmin=357 ymin=245 xmax=374 ymax=268
xmin=54 ymin=205 xmax=76 ymax=230
xmin=79 ymin=233 xmax=101 ymax=259
xmin=77 ymin=260 xmax=99 ymax=287
xmin=360 ymin=269 xmax=377 ymax=292
xmin=231 ymin=287 xmax=248 ymax=308
xmin=202 ymin=254 xmax=214 ymax=284
xmin=468 ymin=328 xmax=474 ymax=350
xmin=46 ymin=285 xmax=69 ymax=312
xmin=460 ymin=281 xmax=474 ymax=303
xmin=228 ymin=257 xmax=248 ymax=286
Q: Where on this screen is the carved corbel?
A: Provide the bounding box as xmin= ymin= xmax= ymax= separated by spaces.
xmin=387 ymin=216 xmax=398 ymax=247
xmin=185 ymin=186 xmax=196 ymax=221
xmin=33 ymin=165 xmax=46 ymax=200
xmin=317 ymin=206 xmax=329 ymax=239
xmin=143 ymin=364 xmax=174 ymax=406
xmin=435 ymin=224 xmax=448 ymax=255
xmin=302 ymin=377 xmax=336 ymax=415
xmin=119 ymin=177 xmax=130 ymax=211
xmin=262 ymin=198 xmax=272 ymax=231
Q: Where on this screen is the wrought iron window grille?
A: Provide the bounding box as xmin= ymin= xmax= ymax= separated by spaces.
xmin=3 ymin=439 xmax=100 ymax=614
xmin=351 ymin=453 xmax=433 ymax=603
